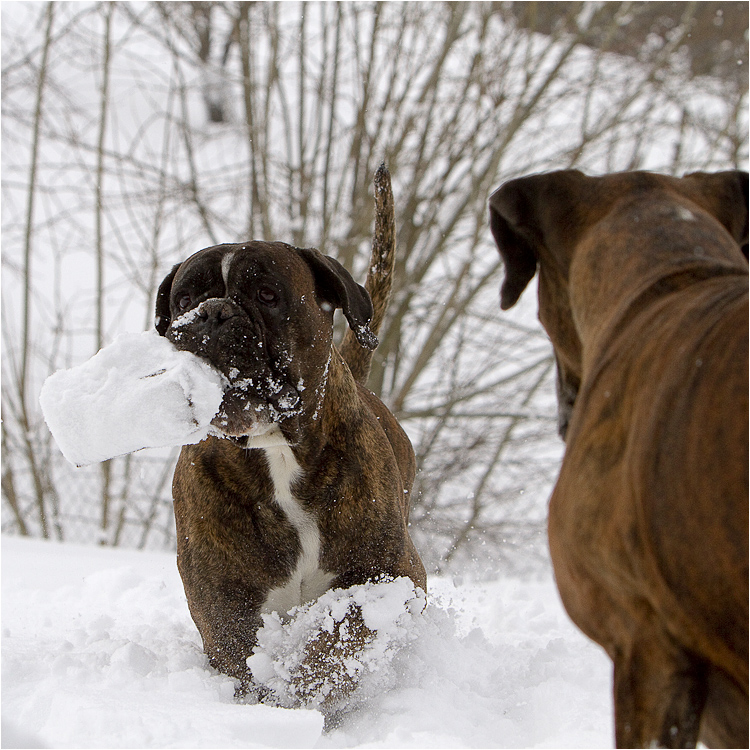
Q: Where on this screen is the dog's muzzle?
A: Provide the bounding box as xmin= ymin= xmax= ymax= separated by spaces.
xmin=168 ymin=298 xmax=303 ymax=437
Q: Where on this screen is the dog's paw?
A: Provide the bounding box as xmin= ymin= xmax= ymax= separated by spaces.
xmin=233 ymin=679 xmax=271 ymax=705
xmin=246 ymin=577 xmax=426 ymax=714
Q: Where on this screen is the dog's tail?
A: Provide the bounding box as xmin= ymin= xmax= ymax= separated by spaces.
xmin=340 ymin=163 xmax=396 ymax=386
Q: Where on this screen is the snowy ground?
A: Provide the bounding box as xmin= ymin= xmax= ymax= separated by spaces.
xmin=2 ymin=535 xmax=613 ymax=748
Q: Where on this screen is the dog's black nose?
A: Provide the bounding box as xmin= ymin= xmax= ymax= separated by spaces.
xmin=196 ymin=299 xmax=235 ymax=329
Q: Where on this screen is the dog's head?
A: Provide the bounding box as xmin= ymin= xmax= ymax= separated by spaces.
xmin=489 ymin=169 xmax=749 ymax=438
xmin=155 ymin=241 xmax=377 ymax=440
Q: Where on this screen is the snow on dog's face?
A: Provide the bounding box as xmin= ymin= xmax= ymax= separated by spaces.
xmin=155 ymin=241 xmax=376 ymax=441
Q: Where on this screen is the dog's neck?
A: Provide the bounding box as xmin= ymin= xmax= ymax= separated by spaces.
xmin=230 ymin=343 xmax=361 ymax=459
xmin=569 ymin=197 xmax=745 ymax=370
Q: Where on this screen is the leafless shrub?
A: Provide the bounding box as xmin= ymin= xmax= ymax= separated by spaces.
xmin=2 ymin=1 xmax=746 ymax=572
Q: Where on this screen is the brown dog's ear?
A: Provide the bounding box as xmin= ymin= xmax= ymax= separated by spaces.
xmin=154 ymin=263 xmax=182 ymax=336
xmin=489 ymin=183 xmax=541 ymax=310
xmin=740 ymin=171 xmax=749 ymax=260
xmin=739 ymin=171 xmax=749 ymax=259
xmin=489 ymin=170 xmax=591 ymax=309
xmin=683 ymin=170 xmax=749 ymax=259
xmin=298 ymin=248 xmax=378 ymax=350
xmin=720 ymin=170 xmax=748 ymax=259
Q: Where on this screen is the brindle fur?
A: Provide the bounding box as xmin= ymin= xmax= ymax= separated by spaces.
xmin=489 ymin=169 xmax=748 ymax=748
xmin=156 ymin=173 xmax=425 ymax=701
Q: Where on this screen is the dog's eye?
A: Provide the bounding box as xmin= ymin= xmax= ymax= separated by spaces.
xmin=177 ymin=294 xmax=191 ymax=310
xmin=257 ymin=287 xmax=278 ymax=307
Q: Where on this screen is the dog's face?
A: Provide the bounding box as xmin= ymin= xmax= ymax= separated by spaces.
xmin=155 ymin=241 xmax=377 ymax=440
xmin=489 ymin=169 xmax=749 ymax=438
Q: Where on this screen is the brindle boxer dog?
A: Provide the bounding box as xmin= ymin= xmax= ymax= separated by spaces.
xmin=489 ymin=169 xmax=748 ymax=748
xmin=155 ymin=167 xmax=425 ymax=710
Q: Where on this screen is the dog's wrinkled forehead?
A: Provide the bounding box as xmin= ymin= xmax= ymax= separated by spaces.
xmin=173 ymin=242 xmax=311 ymax=301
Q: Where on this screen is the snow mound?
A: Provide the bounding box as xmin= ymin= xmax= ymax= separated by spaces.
xmin=248 ymin=577 xmax=427 ymax=712
xmin=1 ymin=537 xmax=324 ymax=749
xmin=2 ymin=537 xmax=613 ymax=747
xmin=39 ymin=331 xmax=227 ymax=467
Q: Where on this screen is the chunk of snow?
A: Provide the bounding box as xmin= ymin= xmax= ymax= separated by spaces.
xmin=39 ymin=331 xmax=227 ymax=467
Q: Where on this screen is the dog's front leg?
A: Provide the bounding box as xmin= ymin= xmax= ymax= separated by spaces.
xmin=288 ymin=604 xmax=374 ymax=711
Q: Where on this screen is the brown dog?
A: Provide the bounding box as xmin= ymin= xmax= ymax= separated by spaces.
xmin=154 ymin=168 xmax=425 ymax=706
xmin=489 ymin=169 xmax=748 ymax=748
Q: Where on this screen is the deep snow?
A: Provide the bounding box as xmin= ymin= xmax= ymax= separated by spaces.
xmin=2 ymin=536 xmax=613 ymax=748
xmin=27 ymin=324 xmax=616 ymax=748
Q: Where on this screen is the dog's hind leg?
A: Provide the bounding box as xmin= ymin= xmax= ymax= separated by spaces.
xmin=613 ymin=625 xmax=707 ymax=748
xmin=700 ymin=666 xmax=749 ymax=748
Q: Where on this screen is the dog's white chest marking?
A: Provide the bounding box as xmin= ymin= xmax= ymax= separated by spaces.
xmin=259 ymin=441 xmax=334 ymax=616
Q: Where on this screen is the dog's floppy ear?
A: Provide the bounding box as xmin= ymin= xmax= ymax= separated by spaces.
xmin=154 ymin=263 xmax=182 ymax=336
xmin=489 ymin=181 xmax=541 ymax=310
xmin=739 ymin=171 xmax=749 ymax=260
xmin=738 ymin=171 xmax=749 ymax=259
xmin=298 ymin=248 xmax=378 ymax=350
xmin=489 ymin=170 xmax=589 ymax=310
xmin=684 ymin=170 xmax=749 ymax=260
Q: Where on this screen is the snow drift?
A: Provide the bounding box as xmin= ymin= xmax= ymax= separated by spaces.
xmin=2 ymin=536 xmax=614 ymax=748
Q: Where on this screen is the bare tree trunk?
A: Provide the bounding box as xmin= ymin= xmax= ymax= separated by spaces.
xmin=95 ymin=2 xmax=114 ymax=544
xmin=18 ymin=1 xmax=56 ymax=539
xmin=238 ymin=2 xmax=268 ymax=240
xmin=3 ymin=1 xmax=744 ymax=566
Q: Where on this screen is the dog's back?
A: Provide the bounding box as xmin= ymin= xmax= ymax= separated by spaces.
xmin=636 ymin=276 xmax=747 ymax=746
